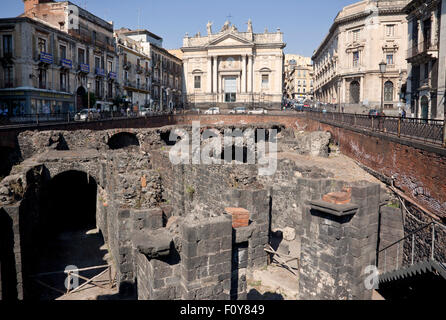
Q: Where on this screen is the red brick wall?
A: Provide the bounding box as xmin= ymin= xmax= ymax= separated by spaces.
xmin=295 ymin=117 xmax=446 ymax=219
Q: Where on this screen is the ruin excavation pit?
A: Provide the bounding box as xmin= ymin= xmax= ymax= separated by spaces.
xmin=0 ymin=122 xmax=439 ymax=300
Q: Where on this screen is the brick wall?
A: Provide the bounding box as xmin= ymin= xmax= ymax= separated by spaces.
xmin=295 ymin=117 xmax=446 ymax=220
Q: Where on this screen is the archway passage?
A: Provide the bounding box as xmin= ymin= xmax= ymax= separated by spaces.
xmin=0 ymin=147 xmax=20 ymax=180
xmin=0 ymin=208 xmax=18 ymax=300
xmin=108 ymin=132 xmax=140 ymax=150
xmin=76 ymin=86 xmax=86 ymax=111
xmin=30 ymin=170 xmax=108 ymax=300
xmin=349 ymin=81 xmax=360 ymax=104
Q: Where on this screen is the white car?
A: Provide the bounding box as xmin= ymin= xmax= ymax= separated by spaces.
xmin=204 ymin=107 xmax=220 ymax=115
xmin=75 ymin=108 xmax=100 ymax=121
xmin=229 ymin=107 xmax=247 ymax=114
xmin=139 ymin=107 xmax=151 ymax=117
xmin=248 ymin=108 xmax=267 ymax=115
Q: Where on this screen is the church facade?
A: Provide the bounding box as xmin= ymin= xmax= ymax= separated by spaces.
xmin=181 ymin=20 xmax=286 ymax=108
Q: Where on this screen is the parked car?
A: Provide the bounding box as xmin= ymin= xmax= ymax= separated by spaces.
xmin=204 ymin=107 xmax=220 ymax=115
xmin=74 ymin=108 xmax=100 ymax=121
xmin=139 ymin=107 xmax=151 ymax=117
xmin=229 ymin=107 xmax=247 ymax=114
xmin=368 ymin=109 xmax=385 ymax=117
xmin=248 ymin=108 xmax=267 ymax=115
xmin=294 ymin=103 xmax=304 ymax=111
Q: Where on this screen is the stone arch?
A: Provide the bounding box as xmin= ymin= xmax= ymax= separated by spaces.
xmin=45 ymin=162 xmax=101 ymax=189
xmin=107 ymin=132 xmax=140 ymax=150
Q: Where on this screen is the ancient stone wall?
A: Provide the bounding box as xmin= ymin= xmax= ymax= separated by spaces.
xmin=295 ymin=117 xmax=446 ymax=220
xmin=299 ymin=181 xmax=381 ymax=300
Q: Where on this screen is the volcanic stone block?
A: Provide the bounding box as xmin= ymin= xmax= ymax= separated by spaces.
xmin=132 ymin=229 xmax=172 ymax=258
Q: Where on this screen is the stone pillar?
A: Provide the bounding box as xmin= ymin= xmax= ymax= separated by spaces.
xmin=242 ymin=55 xmax=247 ymax=93
xmin=299 ymin=182 xmax=381 ymax=300
xmin=431 ymin=10 xmax=437 ymax=46
xmin=247 ymin=55 xmax=253 ymax=93
xmin=212 ymin=56 xmax=218 ymax=94
xmin=360 ymin=76 xmax=364 ymax=102
xmin=207 ymin=57 xmax=212 ymax=94
xmin=418 ymin=20 xmax=423 ymax=49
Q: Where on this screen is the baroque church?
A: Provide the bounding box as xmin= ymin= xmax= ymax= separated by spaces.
xmin=181 ymin=20 xmax=286 ymax=108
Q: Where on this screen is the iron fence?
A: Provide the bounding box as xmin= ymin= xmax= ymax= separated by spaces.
xmin=307 ymin=110 xmax=445 ymax=146
xmin=377 ymin=221 xmax=446 ymax=274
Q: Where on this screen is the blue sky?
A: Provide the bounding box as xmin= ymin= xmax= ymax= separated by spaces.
xmin=2 ymin=0 xmax=358 ymax=56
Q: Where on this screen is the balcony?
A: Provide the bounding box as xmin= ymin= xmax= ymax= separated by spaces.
xmin=123 ymin=62 xmax=132 ymax=70
xmin=60 ymin=58 xmax=72 ymax=69
xmin=108 ymin=71 xmax=117 ymax=80
xmin=136 ymin=65 xmax=143 ymax=74
xmin=78 ymin=63 xmax=90 ymax=74
xmin=407 ymin=40 xmax=438 ymax=63
xmin=39 ymin=52 xmax=53 ymax=65
xmin=95 ymin=68 xmax=106 ymax=77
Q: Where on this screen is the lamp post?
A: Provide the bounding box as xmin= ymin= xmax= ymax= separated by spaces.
xmin=337 ymin=78 xmax=342 ymax=113
xmin=87 ymin=82 xmax=91 ymax=121
xmin=379 ymin=61 xmax=387 ymax=113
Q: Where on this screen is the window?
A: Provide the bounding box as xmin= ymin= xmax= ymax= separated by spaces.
xmin=60 ymin=45 xmax=67 ymax=60
xmin=424 ymin=63 xmax=429 ymax=79
xmin=137 ymin=78 xmax=140 ymax=88
xmin=92 ymin=31 xmax=96 ymax=42
xmin=384 ymin=81 xmax=393 ymax=102
xmin=95 ymin=56 xmax=100 ymax=69
xmin=303 ymin=80 xmax=306 ymax=86
xmin=353 ymin=51 xmax=359 ymax=67
xmin=386 ymin=54 xmax=394 ymax=65
xmin=124 ymin=71 xmax=128 ymax=81
xmin=107 ymin=61 xmax=113 ymax=73
xmin=38 ymin=38 xmax=46 ymax=53
xmin=262 ymin=75 xmax=269 ymax=89
xmin=38 ymin=68 xmax=47 ymax=89
xmin=78 ymin=48 xmax=85 ymax=64
xmin=60 ymin=72 xmax=67 ymax=91
xmin=124 ymin=53 xmax=128 ymax=64
xmin=352 ymin=29 xmax=360 ymax=42
xmin=3 ymin=35 xmax=12 ymax=56
xmin=4 ymin=66 xmax=13 ymax=87
xmin=194 ymin=75 xmax=201 ymax=89
xmin=386 ymin=25 xmax=395 ymax=37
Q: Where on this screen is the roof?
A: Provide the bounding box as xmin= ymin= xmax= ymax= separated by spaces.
xmin=120 ymin=29 xmax=162 ymax=41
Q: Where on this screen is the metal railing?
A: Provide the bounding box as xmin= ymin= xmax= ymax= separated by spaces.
xmin=377 ymin=221 xmax=446 ymax=274
xmin=307 ymin=110 xmax=445 ymax=146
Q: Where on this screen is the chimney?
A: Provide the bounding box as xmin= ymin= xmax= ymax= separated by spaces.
xmin=23 ymin=0 xmax=54 ymax=14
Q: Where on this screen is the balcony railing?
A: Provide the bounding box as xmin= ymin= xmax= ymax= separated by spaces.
xmin=407 ymin=40 xmax=438 ymax=60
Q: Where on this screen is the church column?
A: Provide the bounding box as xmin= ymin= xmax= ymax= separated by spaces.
xmin=207 ymin=57 xmax=212 ymax=93
xmin=212 ymin=56 xmax=218 ymax=94
xmin=242 ymin=55 xmax=247 ymax=93
xmin=247 ymin=55 xmax=253 ymax=93
xmin=431 ymin=10 xmax=437 ymax=46
xmin=360 ymin=76 xmax=364 ymax=102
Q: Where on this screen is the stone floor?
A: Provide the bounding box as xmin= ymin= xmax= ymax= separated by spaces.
xmin=29 ymin=228 xmax=116 ymax=300
xmin=247 ymin=265 xmax=299 ymax=300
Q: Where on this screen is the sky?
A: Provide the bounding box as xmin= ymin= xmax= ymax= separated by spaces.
xmin=1 ymin=0 xmax=359 ymax=57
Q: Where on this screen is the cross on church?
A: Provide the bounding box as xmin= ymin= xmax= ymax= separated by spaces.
xmin=226 ymin=14 xmax=232 ymax=22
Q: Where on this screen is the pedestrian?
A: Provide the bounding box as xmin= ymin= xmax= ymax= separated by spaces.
xmin=401 ymin=109 xmax=406 ymax=118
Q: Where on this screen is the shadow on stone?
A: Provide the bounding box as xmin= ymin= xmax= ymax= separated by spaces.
xmin=247 ymin=288 xmax=284 ymax=300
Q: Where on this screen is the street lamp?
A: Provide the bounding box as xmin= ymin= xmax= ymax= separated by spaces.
xmin=379 ymin=61 xmax=387 ymax=113
xmin=337 ymin=78 xmax=342 ymax=113
xmin=87 ymin=82 xmax=91 ymax=120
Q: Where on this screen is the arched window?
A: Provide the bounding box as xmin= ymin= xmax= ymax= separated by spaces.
xmin=349 ymin=81 xmax=360 ymax=104
xmin=384 ymin=81 xmax=394 ymax=102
